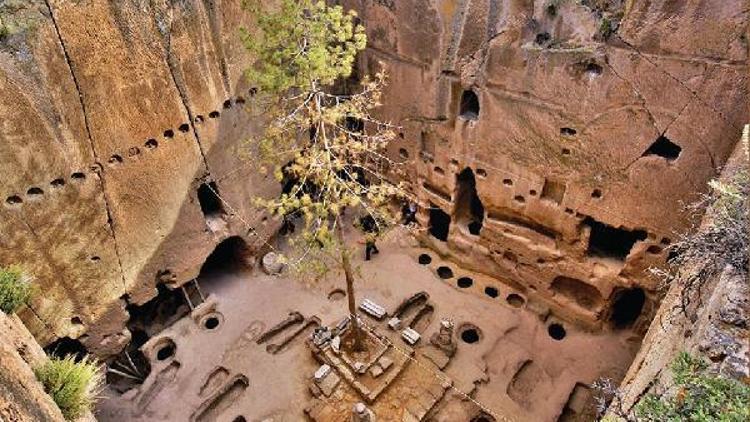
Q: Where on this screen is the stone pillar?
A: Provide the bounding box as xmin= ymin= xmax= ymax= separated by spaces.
xmin=351 ymin=402 xmax=375 ymax=422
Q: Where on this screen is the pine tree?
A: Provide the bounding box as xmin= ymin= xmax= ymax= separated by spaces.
xmin=242 ymin=0 xmax=408 ymax=351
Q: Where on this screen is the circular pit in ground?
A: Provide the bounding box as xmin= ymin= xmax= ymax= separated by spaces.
xmin=328 ymin=289 xmax=346 ymax=301
xmin=484 ymin=286 xmax=498 ymax=298
xmin=548 ymin=323 xmax=566 ymax=341
xmin=155 ymin=340 xmax=176 ymax=361
xmin=418 ymin=254 xmax=432 ymax=265
xmin=506 ymin=293 xmax=525 ymax=308
xmin=458 ymin=323 xmax=482 ymax=344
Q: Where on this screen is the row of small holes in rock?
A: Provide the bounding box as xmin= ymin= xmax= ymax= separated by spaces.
xmin=5 ymin=172 xmax=88 ymax=207
xmin=418 ymin=253 xmax=526 ymax=308
xmin=4 ymin=94 xmax=255 ymax=207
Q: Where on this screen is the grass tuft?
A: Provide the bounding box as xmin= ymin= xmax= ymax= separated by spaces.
xmin=0 ymin=264 xmax=32 ymax=314
xmin=34 ymin=355 xmax=103 ymax=421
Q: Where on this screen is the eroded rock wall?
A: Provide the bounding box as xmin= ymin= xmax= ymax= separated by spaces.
xmin=0 ymin=0 xmax=746 ymax=356
xmin=0 ymin=0 xmax=277 ymax=355
xmin=349 ymin=0 xmax=749 ymax=330
xmin=611 ymin=128 xmax=749 ymax=413
xmin=0 ymin=312 xmax=65 ymax=421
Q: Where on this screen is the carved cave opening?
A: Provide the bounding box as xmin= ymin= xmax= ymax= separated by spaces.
xmin=198 ymin=181 xmax=225 ymax=218
xmin=551 ymin=276 xmax=603 ymax=311
xmin=609 ymin=288 xmax=646 ymax=328
xmin=642 ymin=135 xmax=682 ymax=161
xmin=459 ymin=89 xmax=480 ymax=120
xmin=428 ymin=205 xmax=451 ymax=241
xmin=199 ymin=236 xmax=252 ymax=277
xmin=583 ymin=217 xmax=647 ymax=260
xmin=454 ymin=168 xmax=484 ymax=235
xmin=44 ymin=337 xmax=89 ymax=361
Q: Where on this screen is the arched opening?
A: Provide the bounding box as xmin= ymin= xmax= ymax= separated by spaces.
xmin=454 ymin=168 xmax=484 ymax=235
xmin=610 ymin=288 xmax=646 ymax=328
xmin=459 ymin=89 xmax=480 ymax=120
xmin=197 ymin=181 xmax=225 ymax=219
xmin=428 ymin=205 xmax=451 ymax=241
xmin=199 ymin=236 xmax=252 ymax=277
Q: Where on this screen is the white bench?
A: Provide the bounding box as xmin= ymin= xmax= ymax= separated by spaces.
xmin=359 ymin=299 xmax=386 ymax=320
xmin=401 ymin=327 xmax=421 ymax=345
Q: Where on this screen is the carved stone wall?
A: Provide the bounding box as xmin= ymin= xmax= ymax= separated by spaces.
xmin=0 ymin=0 xmax=746 ymax=355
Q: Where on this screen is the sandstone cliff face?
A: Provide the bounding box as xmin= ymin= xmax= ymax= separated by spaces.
xmin=349 ymin=0 xmax=748 ymax=330
xmin=0 ymin=0 xmax=747 ymax=355
xmin=612 ymin=131 xmax=749 ymax=413
xmin=0 ymin=312 xmax=65 ymax=421
xmin=0 ymin=0 xmax=278 ymax=355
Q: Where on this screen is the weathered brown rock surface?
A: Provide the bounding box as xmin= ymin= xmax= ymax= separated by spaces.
xmin=0 ymin=0 xmax=746 ymax=366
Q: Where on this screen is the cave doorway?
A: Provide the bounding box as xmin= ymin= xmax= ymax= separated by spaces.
xmin=459 ymin=89 xmax=480 ymax=120
xmin=199 ymin=236 xmax=252 ymax=277
xmin=583 ymin=217 xmax=647 ymax=260
xmin=609 ymin=288 xmax=646 ymax=328
xmin=428 ymin=205 xmax=451 ymax=241
xmin=197 ymin=181 xmax=225 ymax=218
xmin=454 ymin=168 xmax=484 ymax=235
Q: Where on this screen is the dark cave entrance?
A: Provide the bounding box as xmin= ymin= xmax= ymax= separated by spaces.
xmin=610 ymin=288 xmax=646 ymax=328
xmin=583 ymin=217 xmax=647 ymax=260
xmin=642 ymin=136 xmax=681 ymax=161
xmin=459 ymin=89 xmax=480 ymax=120
xmin=44 ymin=337 xmax=89 ymax=361
xmin=428 ymin=205 xmax=451 ymax=242
xmin=454 ymin=168 xmax=484 ymax=235
xmin=108 ymin=284 xmax=190 ymax=393
xmin=197 ymin=181 xmax=225 ymax=218
xmin=199 ymin=236 xmax=252 ymax=277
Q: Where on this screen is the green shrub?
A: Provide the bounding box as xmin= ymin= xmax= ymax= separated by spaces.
xmin=0 ymin=265 xmax=32 ymax=314
xmin=34 ymin=356 xmax=102 ymax=421
xmin=635 ymin=352 xmax=750 ymax=421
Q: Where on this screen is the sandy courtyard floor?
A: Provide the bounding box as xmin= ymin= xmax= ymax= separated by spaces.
xmin=97 ymin=228 xmax=641 ymax=422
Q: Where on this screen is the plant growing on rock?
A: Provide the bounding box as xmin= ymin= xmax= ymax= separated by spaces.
xmin=652 ymin=170 xmax=748 ymax=319
xmin=634 ymin=352 xmax=750 ymax=421
xmin=0 ymin=264 xmax=32 ymax=314
xmin=34 ymin=355 xmax=103 ymax=421
xmin=241 ymin=0 xmax=408 ymax=351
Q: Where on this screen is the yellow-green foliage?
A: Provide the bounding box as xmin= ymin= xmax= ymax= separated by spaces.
xmin=34 ymin=356 xmax=102 ymax=421
xmin=241 ymin=0 xmax=408 ymax=276
xmin=635 ymin=352 xmax=750 ymax=422
xmin=0 ymin=265 xmax=32 ymax=314
xmin=242 ymin=0 xmax=366 ymax=95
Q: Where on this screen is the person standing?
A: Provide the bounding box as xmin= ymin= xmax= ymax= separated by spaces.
xmin=359 ymin=215 xmax=380 ymax=260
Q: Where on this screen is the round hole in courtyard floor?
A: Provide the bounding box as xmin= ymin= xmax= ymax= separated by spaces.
xmin=506 ymin=293 xmax=525 ymax=308
xmin=437 ymin=266 xmax=453 ymax=279
xmin=459 ymin=324 xmax=482 ymax=344
xmin=418 ymin=254 xmax=432 ymax=265
xmin=204 ymin=317 xmax=220 ymax=330
xmin=548 ymin=323 xmax=566 ymax=341
xmin=484 ymin=286 xmax=498 ymax=298
xmin=156 ymin=340 xmax=176 ymax=361
xmin=328 ymin=289 xmax=346 ymax=301
xmin=457 ymin=277 xmax=473 ymax=288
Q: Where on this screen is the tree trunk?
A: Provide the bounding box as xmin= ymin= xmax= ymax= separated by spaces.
xmin=336 ymin=216 xmax=365 ymax=352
